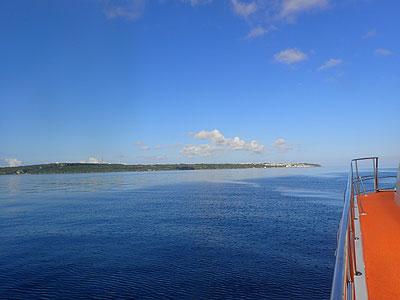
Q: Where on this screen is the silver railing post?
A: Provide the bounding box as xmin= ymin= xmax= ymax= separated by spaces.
xmin=353 ymin=160 xmax=365 ymax=214
xmin=355 ymin=160 xmax=361 ymax=197
xmin=374 ymin=158 xmax=379 ymax=192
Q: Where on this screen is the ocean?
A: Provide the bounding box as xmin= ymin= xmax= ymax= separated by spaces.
xmin=0 ymin=167 xmax=348 ymax=299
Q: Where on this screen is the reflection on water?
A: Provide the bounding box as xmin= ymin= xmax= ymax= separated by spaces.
xmin=276 ymin=187 xmax=341 ymax=199
xmin=0 ymin=166 xmax=348 ymax=196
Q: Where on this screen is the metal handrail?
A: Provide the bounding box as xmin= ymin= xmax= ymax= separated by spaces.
xmin=330 ymin=170 xmax=353 ymax=300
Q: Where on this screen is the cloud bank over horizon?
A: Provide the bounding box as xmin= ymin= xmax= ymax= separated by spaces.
xmin=1 ymin=158 xmax=23 ymax=167
xmin=180 ymin=129 xmax=265 ymax=158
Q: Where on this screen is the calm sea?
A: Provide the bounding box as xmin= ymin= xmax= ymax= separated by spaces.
xmin=1 ymin=167 xmax=350 ymax=299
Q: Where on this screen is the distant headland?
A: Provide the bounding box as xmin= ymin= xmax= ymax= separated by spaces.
xmin=0 ymin=162 xmax=321 ymax=175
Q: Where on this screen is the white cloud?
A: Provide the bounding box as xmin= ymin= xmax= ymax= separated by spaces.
xmin=180 ymin=129 xmax=265 ymax=158
xmin=231 ymin=0 xmax=258 ymax=18
xmin=279 ymin=0 xmax=329 ymax=20
xmin=362 ymin=29 xmax=376 ymax=39
xmin=134 ymin=141 xmax=143 ymax=145
xmin=139 ymin=154 xmax=167 ymax=160
xmin=180 ymin=144 xmax=220 ymax=157
xmin=88 ymin=157 xmax=100 ymax=164
xmin=154 ymin=143 xmax=182 ymax=150
xmin=317 ymin=58 xmax=343 ymax=71
xmin=271 ymin=139 xmax=293 ymax=153
xmin=140 ymin=146 xmax=150 ymax=150
xmin=245 ymin=26 xmax=269 ymax=39
xmin=274 ymin=48 xmax=307 ymax=64
xmin=195 ymin=129 xmax=227 ymax=145
xmin=375 ymin=48 xmax=392 ymax=56
xmin=101 ymin=0 xmax=330 ymax=24
xmin=182 ymin=0 xmax=213 ymax=6
xmin=104 ymin=0 xmax=146 ymax=20
xmin=193 ymin=129 xmax=265 ymax=153
xmin=5 ymin=158 xmax=23 ymax=167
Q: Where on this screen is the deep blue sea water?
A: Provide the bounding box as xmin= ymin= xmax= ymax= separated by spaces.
xmin=0 ymin=167 xmax=353 ymax=299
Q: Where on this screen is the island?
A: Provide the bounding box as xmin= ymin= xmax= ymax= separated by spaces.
xmin=0 ymin=162 xmax=321 ymax=175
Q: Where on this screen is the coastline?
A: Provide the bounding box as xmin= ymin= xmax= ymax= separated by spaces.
xmin=0 ymin=162 xmax=321 ymax=176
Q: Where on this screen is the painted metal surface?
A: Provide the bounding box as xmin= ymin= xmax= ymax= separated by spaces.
xmin=394 ymin=164 xmax=400 ymax=207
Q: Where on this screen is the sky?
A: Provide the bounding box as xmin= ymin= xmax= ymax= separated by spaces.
xmin=0 ymin=0 xmax=399 ymax=167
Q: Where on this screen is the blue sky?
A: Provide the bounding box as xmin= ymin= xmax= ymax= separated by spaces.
xmin=0 ymin=0 xmax=399 ymax=167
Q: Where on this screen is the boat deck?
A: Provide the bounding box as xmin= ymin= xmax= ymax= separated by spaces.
xmin=359 ymin=191 xmax=400 ymax=300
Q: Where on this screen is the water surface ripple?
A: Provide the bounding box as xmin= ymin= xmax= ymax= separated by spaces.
xmin=0 ymin=167 xmax=357 ymax=299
